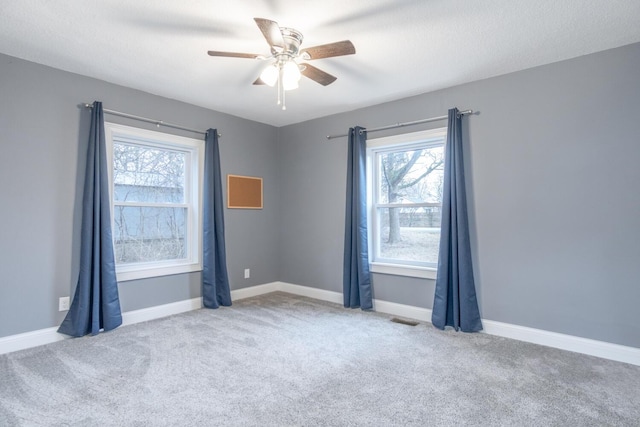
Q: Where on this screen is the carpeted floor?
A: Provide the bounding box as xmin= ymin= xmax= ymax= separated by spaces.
xmin=1 ymin=292 xmax=639 ymax=426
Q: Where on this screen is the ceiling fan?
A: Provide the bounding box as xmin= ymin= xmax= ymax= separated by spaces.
xmin=207 ymin=18 xmax=356 ymax=110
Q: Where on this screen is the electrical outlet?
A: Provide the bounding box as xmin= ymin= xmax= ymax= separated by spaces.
xmin=59 ymin=296 xmax=70 ymax=311
xmin=244 ymin=268 xmax=250 ymax=279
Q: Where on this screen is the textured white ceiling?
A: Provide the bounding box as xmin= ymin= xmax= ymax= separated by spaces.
xmin=1 ymin=0 xmax=640 ymax=126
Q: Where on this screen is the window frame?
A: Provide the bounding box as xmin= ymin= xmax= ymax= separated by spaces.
xmin=104 ymin=122 xmax=204 ymax=282
xmin=366 ymin=128 xmax=447 ymax=280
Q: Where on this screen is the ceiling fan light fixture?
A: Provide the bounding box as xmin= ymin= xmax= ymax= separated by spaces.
xmin=282 ymin=61 xmax=301 ymax=91
xmin=208 ymin=18 xmax=355 ymax=111
xmin=260 ymin=64 xmax=279 ymax=87
xmin=283 ymin=78 xmax=299 ymax=91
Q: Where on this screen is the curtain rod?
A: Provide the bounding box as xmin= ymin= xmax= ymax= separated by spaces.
xmin=325 ymin=109 xmax=473 ymax=140
xmin=82 ymin=103 xmax=220 ymax=137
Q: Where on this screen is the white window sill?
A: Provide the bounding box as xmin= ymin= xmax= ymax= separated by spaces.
xmin=370 ymin=262 xmax=437 ymax=280
xmin=117 ymin=262 xmax=202 ymax=282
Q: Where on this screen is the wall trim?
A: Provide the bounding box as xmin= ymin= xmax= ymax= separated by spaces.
xmin=373 ymin=298 xmax=432 ymax=322
xmin=121 ymin=297 xmax=203 ymax=326
xmin=0 ymin=297 xmax=204 ymax=355
xmin=2 ymin=282 xmax=639 ymax=366
xmin=231 ymin=282 xmax=280 ymax=300
xmin=278 ymin=282 xmax=344 ymax=304
xmin=0 ymin=327 xmax=66 ymax=355
xmin=480 ymin=319 xmax=640 ymax=366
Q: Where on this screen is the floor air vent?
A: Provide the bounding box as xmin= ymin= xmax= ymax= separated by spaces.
xmin=390 ymin=317 xmax=419 ymax=326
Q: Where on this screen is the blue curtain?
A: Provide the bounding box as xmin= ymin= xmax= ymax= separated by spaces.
xmin=432 ymin=108 xmax=482 ymax=332
xmin=343 ymin=126 xmax=373 ymax=309
xmin=202 ymin=129 xmax=232 ymax=308
xmin=58 ymin=101 xmax=122 ymax=337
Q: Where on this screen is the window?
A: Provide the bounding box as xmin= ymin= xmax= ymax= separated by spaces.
xmin=367 ymin=128 xmax=446 ymax=279
xmin=105 ymin=123 xmax=204 ymax=281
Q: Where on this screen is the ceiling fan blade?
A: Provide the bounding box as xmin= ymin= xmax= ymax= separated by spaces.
xmin=254 ymin=18 xmax=285 ymax=50
xmin=300 ymin=63 xmax=337 ymax=86
xmin=300 ymin=40 xmax=355 ymax=60
xmin=208 ymin=50 xmax=261 ymax=59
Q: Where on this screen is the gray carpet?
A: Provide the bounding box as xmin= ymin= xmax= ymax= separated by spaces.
xmin=1 ymin=292 xmax=639 ymax=426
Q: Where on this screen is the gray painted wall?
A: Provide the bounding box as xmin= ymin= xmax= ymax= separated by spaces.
xmin=278 ymin=43 xmax=640 ymax=348
xmin=0 ymin=54 xmax=280 ymax=337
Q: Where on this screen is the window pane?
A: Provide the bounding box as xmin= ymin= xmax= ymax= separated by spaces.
xmin=113 ymin=206 xmax=187 ymax=264
xmin=113 ymin=143 xmax=185 ymax=203
xmin=378 ymin=207 xmax=441 ymax=264
xmin=378 ymin=145 xmax=444 ymax=204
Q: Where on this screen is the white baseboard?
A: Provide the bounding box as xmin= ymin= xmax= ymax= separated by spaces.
xmin=231 ymin=281 xmax=346 ymax=304
xmin=278 ymin=282 xmax=344 ymax=304
xmin=373 ymin=299 xmax=432 ymax=322
xmin=2 ymin=282 xmax=639 ymax=366
xmin=231 ymin=282 xmax=279 ymax=300
xmin=481 ymin=320 xmax=640 ymax=366
xmin=0 ymin=327 xmax=66 ymax=355
xmin=0 ymin=297 xmax=203 ymax=355
xmin=271 ymin=282 xmax=434 ymax=322
xmin=121 ymin=297 xmax=202 ymax=326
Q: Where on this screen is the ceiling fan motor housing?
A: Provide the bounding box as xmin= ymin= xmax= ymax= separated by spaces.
xmin=279 ymin=27 xmax=304 ymax=56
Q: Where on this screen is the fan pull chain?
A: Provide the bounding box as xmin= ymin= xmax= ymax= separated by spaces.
xmin=282 ymin=85 xmax=286 ymax=111
xmin=277 ymin=66 xmax=282 ymax=107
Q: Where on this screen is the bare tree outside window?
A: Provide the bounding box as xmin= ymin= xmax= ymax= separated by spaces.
xmin=380 ymin=147 xmax=444 ymax=243
xmin=374 ymin=141 xmax=445 ymax=265
xmin=112 ymin=143 xmax=188 ymax=264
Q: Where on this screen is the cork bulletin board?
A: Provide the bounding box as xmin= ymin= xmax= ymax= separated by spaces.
xmin=227 ymin=174 xmax=263 ymax=209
